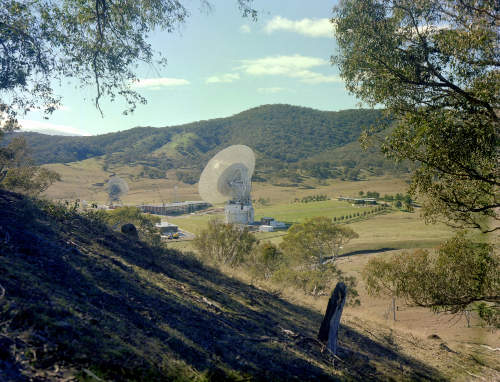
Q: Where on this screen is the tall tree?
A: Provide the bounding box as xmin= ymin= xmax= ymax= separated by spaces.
xmin=280 ymin=216 xmax=358 ymax=266
xmin=333 ymin=0 xmax=499 ymax=232
xmin=363 ymin=233 xmax=499 ymax=326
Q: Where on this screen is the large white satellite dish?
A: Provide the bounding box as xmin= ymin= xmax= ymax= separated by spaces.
xmin=199 ymin=145 xmax=255 ymax=224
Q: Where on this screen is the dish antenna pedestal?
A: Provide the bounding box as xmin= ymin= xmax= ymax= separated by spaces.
xmin=198 ymin=145 xmax=255 ymax=225
xmin=107 ymin=176 xmax=129 ymax=206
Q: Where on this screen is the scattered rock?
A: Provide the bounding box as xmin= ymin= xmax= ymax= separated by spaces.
xmin=440 ymin=342 xmax=458 ymax=353
xmin=428 ymin=334 xmax=440 ymax=340
xmin=121 ymin=223 xmax=138 ymax=238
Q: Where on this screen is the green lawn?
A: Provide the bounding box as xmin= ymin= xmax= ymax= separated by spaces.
xmin=167 ymin=204 xmax=457 ymax=255
xmin=255 ymin=200 xmax=375 ymax=224
xmin=167 ymin=214 xmax=214 ymax=234
xmin=344 ymin=209 xmax=455 ymax=253
xmin=167 ymin=200 xmax=376 ymax=234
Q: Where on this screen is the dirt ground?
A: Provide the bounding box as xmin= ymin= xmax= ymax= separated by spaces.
xmin=335 ymin=250 xmax=499 ymax=348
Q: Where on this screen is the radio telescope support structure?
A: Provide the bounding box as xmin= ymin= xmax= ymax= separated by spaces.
xmin=107 ymin=176 xmax=129 ymax=206
xmin=198 ymin=145 xmax=255 ymax=224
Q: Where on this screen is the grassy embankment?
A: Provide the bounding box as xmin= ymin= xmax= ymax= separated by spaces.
xmin=165 ymin=191 xmax=499 ymax=377
xmin=3 ymin=188 xmax=475 ymax=381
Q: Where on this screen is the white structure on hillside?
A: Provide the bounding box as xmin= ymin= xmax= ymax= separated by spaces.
xmin=198 ymin=145 xmax=255 ymax=225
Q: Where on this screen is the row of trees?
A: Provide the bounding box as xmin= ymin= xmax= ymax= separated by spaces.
xmin=333 ymin=206 xmax=387 ymax=221
xmin=293 ymin=194 xmax=329 ymax=203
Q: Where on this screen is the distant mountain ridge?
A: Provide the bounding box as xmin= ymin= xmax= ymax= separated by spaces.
xmin=9 ymin=104 xmax=406 ymax=182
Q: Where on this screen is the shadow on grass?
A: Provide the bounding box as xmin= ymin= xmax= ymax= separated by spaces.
xmin=0 ymin=190 xmax=445 ymax=381
xmin=339 ymin=247 xmax=397 ymax=258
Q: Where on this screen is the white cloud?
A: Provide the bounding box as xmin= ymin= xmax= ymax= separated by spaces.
xmin=264 ymin=16 xmax=333 ymax=38
xmin=257 ymin=87 xmax=288 ymax=94
xmin=131 ymin=77 xmax=190 ymax=90
xmin=239 ymin=55 xmax=342 ymax=84
xmin=298 ymin=72 xmax=343 ymax=84
xmin=240 ymin=24 xmax=251 ymax=33
xmin=240 ymin=55 xmax=326 ymax=76
xmin=19 ymin=119 xmax=91 ymax=136
xmin=205 ymin=73 xmax=240 ymax=84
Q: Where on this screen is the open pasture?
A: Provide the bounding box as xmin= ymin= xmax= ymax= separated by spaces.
xmin=255 ymin=199 xmax=374 ymax=224
xmin=42 ymin=155 xmax=409 ymax=205
xmin=167 ymin=200 xmax=456 ymax=255
xmin=42 ymin=157 xmax=200 ymax=203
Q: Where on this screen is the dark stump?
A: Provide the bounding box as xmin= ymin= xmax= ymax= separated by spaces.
xmin=318 ymin=282 xmax=347 ymax=355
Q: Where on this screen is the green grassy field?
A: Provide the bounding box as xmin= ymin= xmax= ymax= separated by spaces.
xmin=255 ymin=199 xmax=375 ymax=224
xmin=166 ymin=200 xmax=456 ymax=254
xmin=167 ymin=200 xmax=378 ymax=235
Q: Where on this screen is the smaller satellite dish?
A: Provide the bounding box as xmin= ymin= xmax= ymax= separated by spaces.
xmin=198 ymin=145 xmax=255 ymax=204
xmin=107 ymin=176 xmax=129 ymax=203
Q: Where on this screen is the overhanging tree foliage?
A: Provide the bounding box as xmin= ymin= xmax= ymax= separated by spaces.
xmin=333 ymin=0 xmax=499 ymax=232
xmin=0 ymin=0 xmax=256 ymax=129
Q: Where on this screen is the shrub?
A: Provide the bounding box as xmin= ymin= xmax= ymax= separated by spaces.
xmin=193 ymin=220 xmax=257 ymax=266
xmin=273 ymin=263 xmax=360 ymax=304
xmin=247 ymin=242 xmax=283 ymax=280
xmin=280 ymin=216 xmax=358 ymax=266
xmin=104 ymin=206 xmax=161 ymax=246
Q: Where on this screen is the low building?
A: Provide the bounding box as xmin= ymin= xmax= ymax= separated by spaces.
xmin=271 ymin=220 xmax=287 ymax=228
xmin=140 ymin=201 xmax=211 ymax=216
xmin=259 ymin=225 xmax=274 ymax=232
xmin=155 ymin=222 xmax=178 ymax=234
xmin=261 ymin=217 xmax=274 ymax=225
xmin=260 ymin=217 xmax=287 ymax=229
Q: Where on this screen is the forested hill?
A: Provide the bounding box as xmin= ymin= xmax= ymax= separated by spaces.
xmin=15 ymin=105 xmax=384 ymax=163
xmin=10 ymin=105 xmax=405 ymax=182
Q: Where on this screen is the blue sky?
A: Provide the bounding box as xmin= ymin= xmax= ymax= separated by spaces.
xmin=20 ymin=0 xmax=360 ymax=136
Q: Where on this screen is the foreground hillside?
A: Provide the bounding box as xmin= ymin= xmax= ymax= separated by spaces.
xmin=0 ymin=189 xmax=460 ymax=381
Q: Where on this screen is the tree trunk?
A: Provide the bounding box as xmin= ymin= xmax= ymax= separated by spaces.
xmin=318 ymin=282 xmax=347 ymax=355
xmin=393 ymin=297 xmax=396 ymax=321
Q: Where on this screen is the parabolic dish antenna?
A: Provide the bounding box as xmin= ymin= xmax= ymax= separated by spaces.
xmin=198 ymin=145 xmax=255 ymax=204
xmin=198 ymin=145 xmax=255 ymax=224
xmin=107 ymin=176 xmax=129 ymax=203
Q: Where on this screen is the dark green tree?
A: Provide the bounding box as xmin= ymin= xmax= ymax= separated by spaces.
xmin=363 ymin=233 xmax=499 ymax=326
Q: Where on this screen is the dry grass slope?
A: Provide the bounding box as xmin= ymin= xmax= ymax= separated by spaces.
xmin=0 ymin=189 xmax=455 ymax=381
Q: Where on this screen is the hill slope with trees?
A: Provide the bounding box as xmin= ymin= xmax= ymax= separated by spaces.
xmin=10 ymin=105 xmax=404 ymax=182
